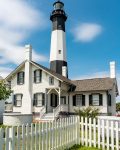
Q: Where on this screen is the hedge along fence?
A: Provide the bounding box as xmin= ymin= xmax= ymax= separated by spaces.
xmin=0 ymin=116 xmax=120 ymax=150
xmin=0 ymin=116 xmax=80 ymax=150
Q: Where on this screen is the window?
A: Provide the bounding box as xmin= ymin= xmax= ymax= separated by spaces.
xmin=14 ymin=94 xmax=23 ymax=107
xmin=33 ymin=93 xmax=45 ymax=107
xmin=76 ymin=95 xmax=82 ymax=106
xmin=50 ymin=94 xmax=58 ymax=107
xmin=49 ymin=76 xmax=54 ymax=85
xmin=61 ymin=96 xmax=67 ymax=104
xmin=92 ymin=94 xmax=99 ymax=106
xmin=108 ymin=94 xmax=111 ymax=106
xmin=73 ymin=94 xmax=85 ymax=106
xmin=89 ymin=94 xmax=103 ymax=106
xmin=17 ymin=72 xmax=24 ymax=85
xmin=58 ymin=50 xmax=61 ymax=54
xmin=34 ymin=70 xmax=42 ymax=83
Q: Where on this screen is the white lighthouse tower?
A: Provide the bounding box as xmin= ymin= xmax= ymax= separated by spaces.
xmin=50 ymin=0 xmax=68 ymax=77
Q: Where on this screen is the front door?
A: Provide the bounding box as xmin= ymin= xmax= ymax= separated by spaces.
xmin=50 ymin=93 xmax=58 ymax=108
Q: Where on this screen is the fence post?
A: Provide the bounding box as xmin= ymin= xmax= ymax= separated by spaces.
xmin=0 ymin=128 xmax=4 ymax=150
xmin=115 ymin=121 xmax=119 ymax=150
xmin=81 ymin=117 xmax=84 ymax=146
xmin=85 ymin=117 xmax=88 ymax=147
xmin=77 ymin=116 xmax=80 ymax=145
xmin=89 ymin=118 xmax=92 ymax=147
xmin=98 ymin=118 xmax=101 ymax=149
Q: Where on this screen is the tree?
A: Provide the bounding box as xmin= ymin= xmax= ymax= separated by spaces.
xmin=75 ymin=106 xmax=100 ymax=119
xmin=0 ymin=81 xmax=12 ymax=100
xmin=116 ymin=102 xmax=120 ymax=112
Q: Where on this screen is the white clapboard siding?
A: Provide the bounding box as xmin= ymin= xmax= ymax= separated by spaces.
xmin=0 ymin=116 xmax=80 ymax=150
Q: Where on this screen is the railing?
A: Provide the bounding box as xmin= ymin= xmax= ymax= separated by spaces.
xmin=53 ymin=105 xmax=61 ymax=120
xmin=40 ymin=107 xmax=46 ymax=119
xmin=53 ymin=104 xmax=68 ymax=120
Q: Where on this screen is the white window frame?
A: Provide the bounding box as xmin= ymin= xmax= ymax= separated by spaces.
xmin=92 ymin=94 xmax=99 ymax=106
xmin=76 ymin=94 xmax=82 ymax=106
xmin=15 ymin=94 xmax=22 ymax=107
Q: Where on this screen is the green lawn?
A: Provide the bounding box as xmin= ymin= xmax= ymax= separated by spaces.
xmin=67 ymin=145 xmax=102 ymax=150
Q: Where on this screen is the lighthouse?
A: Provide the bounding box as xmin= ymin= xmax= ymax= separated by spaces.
xmin=50 ymin=1 xmax=68 ymax=77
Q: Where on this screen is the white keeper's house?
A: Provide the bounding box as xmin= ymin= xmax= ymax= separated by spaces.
xmin=3 ymin=1 xmax=118 ymax=125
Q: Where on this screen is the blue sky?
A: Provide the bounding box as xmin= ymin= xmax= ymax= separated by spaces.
xmin=0 ymin=0 xmax=120 ymax=99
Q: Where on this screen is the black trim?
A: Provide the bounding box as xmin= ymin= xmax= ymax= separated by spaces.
xmin=82 ymin=95 xmax=85 ymax=106
xmin=99 ymin=94 xmax=103 ymax=106
xmin=73 ymin=95 xmax=76 ymax=106
xmin=89 ymin=95 xmax=92 ymax=106
xmin=50 ymin=60 xmax=68 ymax=76
xmin=108 ymin=94 xmax=112 ymax=106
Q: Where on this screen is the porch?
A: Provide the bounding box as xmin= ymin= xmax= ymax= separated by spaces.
xmin=35 ymin=87 xmax=69 ymax=121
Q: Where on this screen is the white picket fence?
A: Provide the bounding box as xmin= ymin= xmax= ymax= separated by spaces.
xmin=0 ymin=116 xmax=79 ymax=150
xmin=80 ymin=116 xmax=120 ymax=150
xmin=0 ymin=116 xmax=120 ymax=150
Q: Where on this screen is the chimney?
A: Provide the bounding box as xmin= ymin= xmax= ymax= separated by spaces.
xmin=25 ymin=45 xmax=32 ymax=61
xmin=62 ymin=66 xmax=67 ymax=77
xmin=110 ymin=61 xmax=116 ymax=78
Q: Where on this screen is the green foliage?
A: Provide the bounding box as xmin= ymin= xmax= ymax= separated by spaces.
xmin=75 ymin=106 xmax=100 ymax=119
xmin=0 ymin=81 xmax=12 ymax=100
xmin=66 ymin=144 xmax=102 ymax=150
xmin=116 ymin=102 xmax=120 ymax=112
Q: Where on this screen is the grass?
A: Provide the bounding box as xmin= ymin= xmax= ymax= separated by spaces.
xmin=67 ymin=145 xmax=102 ymax=150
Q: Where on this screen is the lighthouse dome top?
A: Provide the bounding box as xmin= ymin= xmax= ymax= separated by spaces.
xmin=53 ymin=0 xmax=64 ymax=10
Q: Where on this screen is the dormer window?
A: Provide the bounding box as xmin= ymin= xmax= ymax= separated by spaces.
xmin=49 ymin=76 xmax=54 ymax=85
xmin=17 ymin=72 xmax=24 ymax=85
xmin=34 ymin=69 xmax=42 ymax=83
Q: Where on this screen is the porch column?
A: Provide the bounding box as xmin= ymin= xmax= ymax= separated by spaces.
xmin=45 ymin=89 xmax=47 ymax=112
xmin=59 ymin=88 xmax=61 ymax=105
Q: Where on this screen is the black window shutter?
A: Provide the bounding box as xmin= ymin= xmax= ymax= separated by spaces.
xmin=99 ymin=94 xmax=103 ymax=106
xmin=40 ymin=70 xmax=42 ymax=82
xmin=17 ymin=73 xmax=19 ymax=84
xmin=23 ymin=72 xmax=25 ymax=84
xmin=82 ymin=95 xmax=85 ymax=106
xmin=55 ymin=94 xmax=57 ymax=107
xmin=51 ymin=94 xmax=53 ymax=106
xmin=34 ymin=71 xmax=36 ymax=83
xmin=42 ymin=93 xmax=45 ymax=106
xmin=13 ymin=95 xmax=16 ymax=106
xmin=108 ymin=94 xmax=111 ymax=106
xmin=33 ymin=94 xmax=37 ymax=106
xmin=73 ymin=95 xmax=76 ymax=106
xmin=89 ymin=95 xmax=92 ymax=106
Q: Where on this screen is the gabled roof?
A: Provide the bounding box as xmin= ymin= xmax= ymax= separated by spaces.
xmin=5 ymin=60 xmax=75 ymax=86
xmin=72 ymin=77 xmax=118 ymax=94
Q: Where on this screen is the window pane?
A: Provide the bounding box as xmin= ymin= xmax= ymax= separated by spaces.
xmin=37 ymin=94 xmax=42 ymax=100
xmin=16 ymin=100 xmax=21 ymax=106
xmin=76 ymin=95 xmax=82 ymax=105
xmin=93 ymin=94 xmax=99 ymax=106
xmin=37 ymin=100 xmax=42 ymax=106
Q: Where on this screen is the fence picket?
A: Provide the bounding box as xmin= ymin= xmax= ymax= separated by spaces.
xmin=93 ymin=118 xmax=96 ymax=147
xmin=115 ymin=121 xmax=119 ymax=150
xmin=85 ymin=117 xmax=88 ymax=147
xmin=102 ymin=119 xmax=105 ymax=150
xmin=89 ymin=118 xmax=92 ymax=147
xmin=106 ymin=120 xmax=109 ymax=150
xmin=0 ymin=116 xmax=120 ymax=150
xmin=81 ymin=117 xmax=84 ymax=145
xmin=111 ymin=121 xmax=114 ymax=150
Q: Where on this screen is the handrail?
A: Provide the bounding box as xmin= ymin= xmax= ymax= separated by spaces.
xmin=53 ymin=105 xmax=61 ymax=119
xmin=40 ymin=107 xmax=46 ymax=119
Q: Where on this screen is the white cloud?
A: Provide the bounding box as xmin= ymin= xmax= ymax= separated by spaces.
xmin=0 ymin=0 xmax=48 ymax=65
xmin=0 ymin=67 xmax=13 ymax=78
xmin=72 ymin=23 xmax=103 ymax=42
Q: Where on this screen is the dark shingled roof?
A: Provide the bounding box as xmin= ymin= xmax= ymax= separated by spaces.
xmin=72 ymin=77 xmax=116 ymax=92
xmin=32 ymin=61 xmax=74 ymax=86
